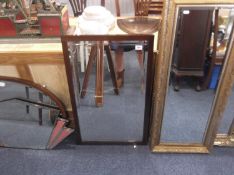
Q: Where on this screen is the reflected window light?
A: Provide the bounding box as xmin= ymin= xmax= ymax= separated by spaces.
xmin=183 ymin=10 xmax=190 ymax=15
xmin=0 ymin=82 xmax=6 ymax=87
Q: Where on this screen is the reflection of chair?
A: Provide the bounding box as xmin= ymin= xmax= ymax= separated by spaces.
xmin=69 ymin=0 xmax=119 ymax=101
xmin=1 ymin=86 xmax=60 ymax=126
xmin=25 ymin=86 xmax=43 ymax=125
xmin=69 ymin=0 xmax=87 ymax=72
xmin=134 ymin=0 xmax=152 ymax=16
xmin=74 ymin=0 xmax=120 ymax=106
xmin=148 ymin=0 xmax=164 ymax=15
xmin=69 ymin=0 xmax=87 ymax=17
xmin=80 ymin=42 xmax=119 ymax=102
xmin=111 ymin=0 xmax=151 ymax=88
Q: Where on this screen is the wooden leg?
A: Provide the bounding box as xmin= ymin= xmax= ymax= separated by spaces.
xmin=228 ymin=118 xmax=234 ymax=135
xmin=137 ymin=50 xmax=145 ymax=93
xmin=80 ymin=45 xmax=97 ymax=98
xmin=195 ymin=77 xmax=202 ymax=91
xmin=73 ymin=44 xmax=81 ymax=98
xmin=104 ymin=45 xmax=119 ymax=95
xmin=173 ymin=74 xmax=180 ymax=91
xmin=38 ymin=92 xmax=43 ymax=126
xmin=95 ymin=41 xmax=104 ymax=107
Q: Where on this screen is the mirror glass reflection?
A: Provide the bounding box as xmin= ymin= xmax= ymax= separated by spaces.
xmin=69 ymin=39 xmax=151 ymax=142
xmin=160 ymin=7 xmax=234 ymax=143
xmin=0 ymin=81 xmax=60 ymax=149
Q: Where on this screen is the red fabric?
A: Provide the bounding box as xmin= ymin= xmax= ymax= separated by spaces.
xmin=0 ymin=18 xmax=17 ymax=37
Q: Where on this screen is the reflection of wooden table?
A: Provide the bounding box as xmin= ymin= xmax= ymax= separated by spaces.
xmin=0 ymin=41 xmax=71 ymax=109
xmin=0 ymin=18 xmax=77 ymax=121
xmin=0 ymin=16 xmax=160 ymax=116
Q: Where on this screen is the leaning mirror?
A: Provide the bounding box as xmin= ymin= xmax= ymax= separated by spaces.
xmin=62 ymin=35 xmax=154 ymax=144
xmin=151 ymin=0 xmax=234 ymax=153
xmin=0 ymin=79 xmax=73 ymax=149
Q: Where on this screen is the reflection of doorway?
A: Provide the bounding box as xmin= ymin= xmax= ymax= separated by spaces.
xmin=171 ymin=8 xmax=234 ymax=91
xmin=171 ymin=9 xmax=213 ymax=91
xmin=62 ymin=35 xmax=155 ymax=145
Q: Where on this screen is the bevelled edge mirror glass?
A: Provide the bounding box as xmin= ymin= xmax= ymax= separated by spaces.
xmin=0 ymin=76 xmax=74 ymax=149
xmin=150 ymin=0 xmax=234 ymax=153
xmin=61 ymin=35 xmax=155 ymax=144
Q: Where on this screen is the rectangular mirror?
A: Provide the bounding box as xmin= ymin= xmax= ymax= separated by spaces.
xmin=150 ymin=0 xmax=234 ymax=153
xmin=61 ymin=35 xmax=154 ymax=144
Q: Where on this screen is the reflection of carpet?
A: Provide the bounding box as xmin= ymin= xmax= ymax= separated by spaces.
xmin=0 ymin=120 xmax=52 ymax=149
xmin=77 ymin=51 xmax=147 ymax=142
xmin=161 ymin=85 xmax=215 ymax=143
xmin=0 ymin=82 xmax=54 ymax=149
xmin=161 ymin=82 xmax=234 ymax=143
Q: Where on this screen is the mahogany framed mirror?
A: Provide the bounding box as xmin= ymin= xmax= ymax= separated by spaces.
xmin=150 ymin=0 xmax=234 ymax=153
xmin=61 ymin=35 xmax=155 ymax=144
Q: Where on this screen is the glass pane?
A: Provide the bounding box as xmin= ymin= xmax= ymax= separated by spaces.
xmin=0 ymin=81 xmax=59 ymax=149
xmin=160 ymin=8 xmax=234 ymax=143
xmin=69 ymin=39 xmax=150 ymax=142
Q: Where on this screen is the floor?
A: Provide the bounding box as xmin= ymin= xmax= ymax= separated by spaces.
xmin=0 ymin=48 xmax=234 ymax=174
xmin=0 ymin=141 xmax=234 ymax=175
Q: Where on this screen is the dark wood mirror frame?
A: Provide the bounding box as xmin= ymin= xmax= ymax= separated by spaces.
xmin=150 ymin=0 xmax=234 ymax=153
xmin=61 ymin=35 xmax=155 ymax=145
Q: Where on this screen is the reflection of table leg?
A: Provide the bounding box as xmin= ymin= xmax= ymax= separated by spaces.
xmin=81 ymin=43 xmax=118 ymax=106
xmin=95 ymin=42 xmax=104 ymax=107
xmin=173 ymin=74 xmax=180 ymax=91
xmin=104 ymin=45 xmax=119 ymax=95
xmin=38 ymin=92 xmax=43 ymax=126
xmin=228 ymin=118 xmax=234 ymax=135
xmin=25 ymin=87 xmax=30 ymax=113
xmin=80 ymin=45 xmax=97 ymax=98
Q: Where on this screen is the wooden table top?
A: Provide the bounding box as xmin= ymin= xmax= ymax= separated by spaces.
xmin=0 ymin=16 xmax=159 ymax=53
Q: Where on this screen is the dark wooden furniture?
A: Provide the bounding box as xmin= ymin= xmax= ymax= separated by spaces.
xmin=69 ymin=0 xmax=87 ymax=17
xmin=172 ymin=9 xmax=213 ymax=91
xmin=134 ymin=0 xmax=152 ymax=16
xmin=134 ymin=0 xmax=164 ymax=16
xmin=148 ymin=0 xmax=164 ymax=15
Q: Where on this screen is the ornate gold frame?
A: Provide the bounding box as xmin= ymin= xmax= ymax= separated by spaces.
xmin=150 ymin=0 xmax=234 ymax=153
xmin=214 ymin=97 xmax=234 ymax=147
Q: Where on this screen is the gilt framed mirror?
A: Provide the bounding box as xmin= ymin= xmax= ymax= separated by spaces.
xmin=150 ymin=0 xmax=234 ymax=153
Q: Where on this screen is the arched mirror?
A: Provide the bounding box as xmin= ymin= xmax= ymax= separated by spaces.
xmin=150 ymin=0 xmax=234 ymax=153
xmin=0 ymin=79 xmax=73 ymax=149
